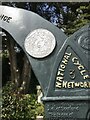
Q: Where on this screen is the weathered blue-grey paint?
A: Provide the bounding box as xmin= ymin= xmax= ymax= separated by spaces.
xmin=0 ymin=5 xmax=90 ymax=119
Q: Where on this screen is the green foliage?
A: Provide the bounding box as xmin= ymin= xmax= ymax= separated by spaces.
xmin=1 ymin=81 xmax=44 ymax=120
xmin=63 ymin=3 xmax=90 ymax=35
xmin=0 ymin=50 xmax=9 ymax=58
xmin=1 ymin=2 xmax=90 ymax=120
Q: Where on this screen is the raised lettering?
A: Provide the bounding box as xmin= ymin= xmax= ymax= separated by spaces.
xmin=72 ymin=57 xmax=78 ymax=63
xmin=0 ymin=14 xmax=12 ymax=23
xmin=83 ymin=75 xmax=89 ymax=79
xmin=57 ymin=71 xmax=64 ymax=76
xmin=62 ymin=58 xmax=68 ymax=65
xmin=65 ymin=52 xmax=72 ymax=56
xmin=74 ymin=82 xmax=80 ymax=87
xmin=56 ymin=76 xmax=63 ymax=82
xmin=60 ymin=64 xmax=66 ymax=69
xmin=68 ymin=82 xmax=74 ymax=88
xmin=62 ymin=81 xmax=67 ymax=88
xmin=80 ymin=70 xmax=86 ymax=75
xmin=79 ymin=82 xmax=84 ymax=87
xmin=83 ymin=82 xmax=88 ymax=88
xmin=67 ymin=82 xmax=71 ymax=88
xmin=7 ymin=17 xmax=12 ymax=23
xmin=56 ymin=82 xmax=62 ymax=88
xmin=3 ymin=16 xmax=8 ymax=21
xmin=78 ymin=65 xmax=84 ymax=70
xmin=58 ymin=68 xmax=64 ymax=72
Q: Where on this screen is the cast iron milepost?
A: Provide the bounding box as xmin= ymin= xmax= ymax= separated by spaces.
xmin=0 ymin=5 xmax=90 ymax=119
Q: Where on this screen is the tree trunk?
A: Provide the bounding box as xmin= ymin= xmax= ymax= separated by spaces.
xmin=5 ymin=31 xmax=31 ymax=94
xmin=6 ymin=35 xmax=19 ymax=88
xmin=19 ymin=55 xmax=31 ymax=94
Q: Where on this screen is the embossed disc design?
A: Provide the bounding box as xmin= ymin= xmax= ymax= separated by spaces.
xmin=24 ymin=28 xmax=56 ymax=58
xmin=78 ymin=32 xmax=90 ymax=51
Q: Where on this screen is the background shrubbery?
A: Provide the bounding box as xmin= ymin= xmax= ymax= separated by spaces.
xmin=1 ymin=81 xmax=44 ymax=120
xmin=1 ymin=2 xmax=90 ymax=120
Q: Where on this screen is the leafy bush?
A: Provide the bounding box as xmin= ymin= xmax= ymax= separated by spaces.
xmin=1 ymin=81 xmax=44 ymax=120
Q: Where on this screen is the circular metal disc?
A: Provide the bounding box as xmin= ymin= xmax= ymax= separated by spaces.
xmin=24 ymin=28 xmax=56 ymax=58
